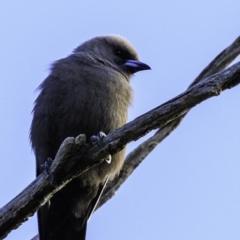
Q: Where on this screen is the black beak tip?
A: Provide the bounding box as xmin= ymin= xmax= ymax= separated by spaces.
xmin=144 ymin=64 xmax=151 ymax=70
xmin=124 ymin=60 xmax=151 ymax=73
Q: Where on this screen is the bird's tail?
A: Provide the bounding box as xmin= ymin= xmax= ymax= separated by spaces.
xmin=78 ymin=222 xmax=87 ymax=240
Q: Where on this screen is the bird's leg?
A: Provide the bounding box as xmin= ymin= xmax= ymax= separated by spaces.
xmin=90 ymin=131 xmax=112 ymax=164
xmin=40 ymin=157 xmax=53 ymax=175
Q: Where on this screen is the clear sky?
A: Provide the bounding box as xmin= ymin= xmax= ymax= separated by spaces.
xmin=1 ymin=1 xmax=240 ymax=240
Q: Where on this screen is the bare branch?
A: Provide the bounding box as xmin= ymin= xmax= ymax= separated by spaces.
xmin=97 ymin=127 xmax=167 ymax=209
xmin=97 ymin=36 xmax=240 ymax=208
xmin=190 ymin=36 xmax=240 ymax=87
xmin=1 ymin=40 xmax=240 ymax=239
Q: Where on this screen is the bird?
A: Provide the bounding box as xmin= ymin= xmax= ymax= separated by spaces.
xmin=30 ymin=35 xmax=150 ymax=240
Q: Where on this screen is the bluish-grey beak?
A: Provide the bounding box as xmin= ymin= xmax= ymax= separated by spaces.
xmin=124 ymin=60 xmax=151 ymax=73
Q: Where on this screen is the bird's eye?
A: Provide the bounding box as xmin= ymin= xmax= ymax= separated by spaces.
xmin=114 ymin=50 xmax=122 ymax=56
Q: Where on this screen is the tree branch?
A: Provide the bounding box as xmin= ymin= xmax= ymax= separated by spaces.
xmin=0 ymin=38 xmax=240 ymax=240
xmin=97 ymin=36 xmax=240 ymax=209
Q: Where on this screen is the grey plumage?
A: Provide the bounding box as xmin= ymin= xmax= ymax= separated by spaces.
xmin=30 ymin=35 xmax=150 ymax=240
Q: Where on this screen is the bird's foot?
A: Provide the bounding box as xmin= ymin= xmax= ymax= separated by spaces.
xmin=90 ymin=131 xmax=106 ymax=146
xmin=40 ymin=157 xmax=53 ymax=175
xmin=90 ymin=131 xmax=111 ymax=164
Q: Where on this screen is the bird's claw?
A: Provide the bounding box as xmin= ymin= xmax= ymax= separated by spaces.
xmin=90 ymin=131 xmax=106 ymax=146
xmin=90 ymin=131 xmax=111 ymax=164
xmin=40 ymin=157 xmax=53 ymax=175
xmin=105 ymin=155 xmax=112 ymax=164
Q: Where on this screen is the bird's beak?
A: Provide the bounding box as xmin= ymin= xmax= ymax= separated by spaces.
xmin=124 ymin=60 xmax=151 ymax=73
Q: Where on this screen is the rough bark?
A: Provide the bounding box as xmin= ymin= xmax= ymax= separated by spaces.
xmin=0 ymin=37 xmax=240 ymax=240
xmin=97 ymin=36 xmax=240 ymax=208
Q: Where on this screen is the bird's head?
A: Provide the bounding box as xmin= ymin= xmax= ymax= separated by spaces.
xmin=74 ymin=35 xmax=151 ymax=79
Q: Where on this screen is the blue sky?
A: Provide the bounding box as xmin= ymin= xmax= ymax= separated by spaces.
xmin=0 ymin=1 xmax=240 ymax=239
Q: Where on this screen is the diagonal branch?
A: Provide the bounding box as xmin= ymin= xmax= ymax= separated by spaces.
xmin=1 ymin=40 xmax=240 ymax=240
xmin=97 ymin=36 xmax=240 ymax=209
